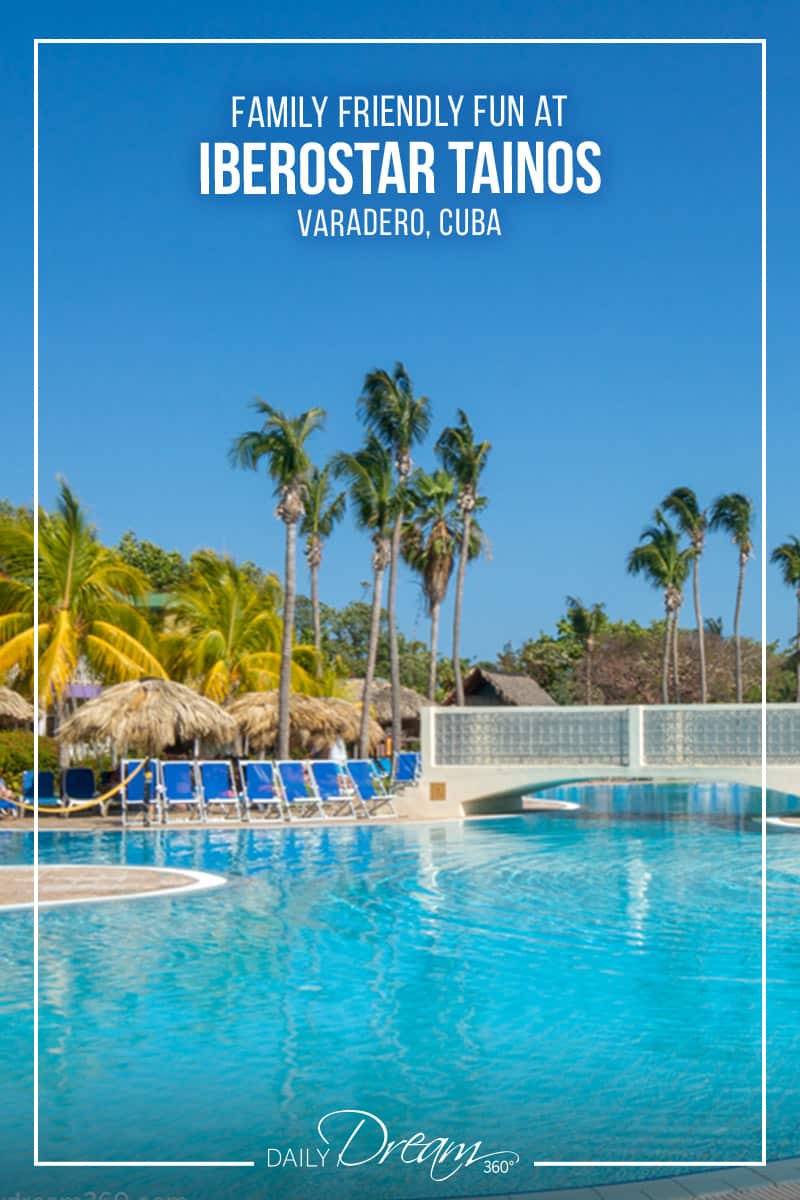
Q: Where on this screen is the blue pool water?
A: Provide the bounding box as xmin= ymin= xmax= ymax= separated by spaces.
xmin=0 ymin=781 xmax=798 ymax=1199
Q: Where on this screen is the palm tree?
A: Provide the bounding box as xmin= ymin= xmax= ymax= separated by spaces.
xmin=333 ymin=437 xmax=396 ymax=755
xmin=663 ymin=487 xmax=709 ymax=703
xmin=0 ymin=480 xmax=164 ymax=718
xmin=161 ymin=551 xmax=318 ymax=701
xmin=300 ymin=465 xmax=346 ymax=675
xmin=627 ymin=512 xmax=691 ymax=703
xmin=435 ymin=410 xmax=491 ymax=706
xmin=565 ymin=597 xmax=606 ymax=705
xmin=710 ymin=493 xmax=754 ymax=703
xmin=230 ymin=401 xmax=325 ymax=756
xmin=402 ymin=469 xmax=460 ymax=701
xmin=771 ymin=535 xmax=800 ymax=702
xmin=358 ymin=363 xmax=430 ymax=756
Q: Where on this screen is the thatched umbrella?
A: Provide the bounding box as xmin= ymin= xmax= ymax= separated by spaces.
xmin=227 ymin=691 xmax=382 ymax=754
xmin=0 ymin=686 xmax=35 ymax=729
xmin=59 ymin=678 xmax=237 ymax=755
xmin=343 ymin=677 xmax=433 ymax=733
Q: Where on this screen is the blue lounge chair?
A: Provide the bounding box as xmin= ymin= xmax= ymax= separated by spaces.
xmin=23 ymin=770 xmax=61 ymax=808
xmin=238 ymin=760 xmax=283 ymax=822
xmin=276 ymin=761 xmax=323 ymax=822
xmin=159 ymin=760 xmax=204 ymax=824
xmin=121 ymin=758 xmax=160 ymax=825
xmin=346 ymin=759 xmax=398 ymax=819
xmin=61 ymin=766 xmax=101 ymax=813
xmin=309 ymin=761 xmax=358 ymax=820
xmin=376 ymin=757 xmax=392 ymax=777
xmin=198 ymin=760 xmax=243 ymax=821
xmin=394 ymin=752 xmax=421 ymax=786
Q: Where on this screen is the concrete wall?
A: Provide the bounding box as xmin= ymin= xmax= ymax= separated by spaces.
xmin=399 ymin=703 xmax=800 ymax=819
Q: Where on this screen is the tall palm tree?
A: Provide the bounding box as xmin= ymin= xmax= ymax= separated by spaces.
xmin=663 ymin=486 xmax=709 ymax=703
xmin=710 ymin=492 xmax=754 ymax=703
xmin=435 ymin=410 xmax=491 ymax=706
xmin=402 ymin=469 xmax=460 ymax=701
xmin=627 ymin=512 xmax=691 ymax=703
xmin=565 ymin=596 xmax=606 ymax=705
xmin=333 ymin=437 xmax=396 ymax=755
xmin=771 ymin=535 xmax=800 ymax=702
xmin=161 ymin=551 xmax=318 ymax=701
xmin=300 ymin=465 xmax=346 ymax=675
xmin=358 ymin=363 xmax=430 ymax=756
xmin=230 ymin=401 xmax=325 ymax=756
xmin=0 ymin=480 xmax=164 ymax=718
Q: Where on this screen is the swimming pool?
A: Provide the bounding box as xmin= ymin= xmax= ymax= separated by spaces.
xmin=1 ymin=781 xmax=798 ymax=1198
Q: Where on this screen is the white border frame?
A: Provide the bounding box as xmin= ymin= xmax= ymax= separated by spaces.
xmin=32 ymin=32 xmax=767 ymax=1176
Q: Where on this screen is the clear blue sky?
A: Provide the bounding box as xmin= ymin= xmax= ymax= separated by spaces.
xmin=2 ymin=2 xmax=796 ymax=663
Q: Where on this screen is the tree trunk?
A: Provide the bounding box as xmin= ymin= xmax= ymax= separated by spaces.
xmin=661 ymin=607 xmax=671 ymax=705
xmin=795 ymin=590 xmax=800 ymax=704
xmin=733 ymin=556 xmax=746 ymax=703
xmin=387 ymin=510 xmax=403 ymax=760
xmin=278 ymin=519 xmax=297 ymax=758
xmin=452 ymin=512 xmax=471 ymax=706
xmin=428 ymin=600 xmax=440 ymax=702
xmin=360 ymin=547 xmax=387 ymax=757
xmin=693 ymin=555 xmax=707 ymax=703
xmin=56 ymin=695 xmax=70 ymax=767
xmin=672 ymin=613 xmax=681 ymax=703
xmin=310 ymin=557 xmax=322 ymax=678
xmin=585 ymin=645 xmax=592 ymax=705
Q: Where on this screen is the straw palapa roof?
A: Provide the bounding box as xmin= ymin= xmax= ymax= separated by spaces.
xmin=227 ymin=691 xmax=383 ymax=753
xmin=444 ymin=667 xmax=556 ymax=707
xmin=59 ymin=678 xmax=237 ymax=754
xmin=0 ymin=686 xmax=35 ymax=728
xmin=343 ymin=677 xmax=433 ymax=727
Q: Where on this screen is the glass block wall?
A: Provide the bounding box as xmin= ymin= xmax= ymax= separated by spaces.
xmin=766 ymin=707 xmax=800 ymax=763
xmin=643 ymin=708 xmax=762 ymax=764
xmin=431 ymin=705 xmax=799 ymax=768
xmin=434 ymin=708 xmax=629 ymax=766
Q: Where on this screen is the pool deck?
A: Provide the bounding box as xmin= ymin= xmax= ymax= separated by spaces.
xmin=494 ymin=1159 xmax=800 ymax=1199
xmin=0 ymin=796 xmax=573 ymax=831
xmin=0 ymin=864 xmax=225 ymax=909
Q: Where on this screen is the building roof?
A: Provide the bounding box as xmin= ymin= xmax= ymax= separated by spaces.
xmin=446 ymin=667 xmax=557 ymax=707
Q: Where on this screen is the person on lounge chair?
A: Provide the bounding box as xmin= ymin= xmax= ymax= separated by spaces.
xmin=0 ymin=773 xmax=20 ymax=817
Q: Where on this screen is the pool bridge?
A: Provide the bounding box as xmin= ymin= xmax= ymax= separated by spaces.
xmin=404 ymin=703 xmax=800 ymax=818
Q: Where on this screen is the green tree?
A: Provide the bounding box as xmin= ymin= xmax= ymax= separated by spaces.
xmin=300 ymin=465 xmax=346 ymax=675
xmin=358 ymin=363 xmax=431 ymax=756
xmin=564 ymin=597 xmax=607 ymax=704
xmin=663 ymin=487 xmax=709 ymax=703
xmin=117 ymin=531 xmax=189 ymax=591
xmin=771 ymin=535 xmax=800 ymax=703
xmin=627 ymin=512 xmax=691 ymax=703
xmin=436 ymin=410 xmax=491 ymax=706
xmin=710 ymin=492 xmax=754 ymax=703
xmin=402 ymin=469 xmax=459 ymax=700
xmin=230 ymin=401 xmax=325 ymax=756
xmin=161 ymin=551 xmax=315 ymax=701
xmin=0 ymin=481 xmax=164 ymax=718
xmin=333 ymin=436 xmax=397 ymax=755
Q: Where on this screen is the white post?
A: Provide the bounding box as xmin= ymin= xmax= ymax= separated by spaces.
xmin=627 ymin=705 xmax=644 ymax=771
xmin=420 ymin=705 xmax=435 ymax=776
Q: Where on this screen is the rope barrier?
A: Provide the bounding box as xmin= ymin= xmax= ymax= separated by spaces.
xmin=8 ymin=757 xmax=152 ymax=814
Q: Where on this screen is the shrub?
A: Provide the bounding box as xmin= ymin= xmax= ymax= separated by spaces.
xmin=0 ymin=730 xmax=59 ymax=793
